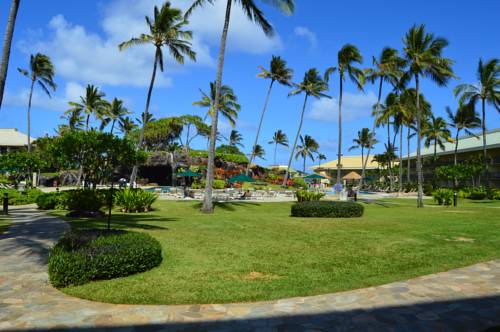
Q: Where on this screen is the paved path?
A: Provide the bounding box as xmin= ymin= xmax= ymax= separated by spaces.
xmin=1 ymin=207 xmax=499 ymax=332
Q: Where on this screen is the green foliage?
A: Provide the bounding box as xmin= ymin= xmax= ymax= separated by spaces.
xmin=62 ymin=190 xmax=107 ymax=212
xmin=215 ymin=144 xmax=243 ymax=155
xmin=114 ymin=189 xmax=158 ymax=213
xmin=291 ymin=177 xmax=307 ymax=189
xmin=423 ymin=183 xmax=434 ymax=196
xmin=433 ymin=188 xmax=454 ymax=206
xmin=49 ymin=230 xmax=162 ymax=288
xmin=191 ymin=179 xmax=226 ymax=190
xmin=189 ymin=150 xmax=248 ymax=164
xmin=295 ymin=190 xmax=325 ymax=202
xmin=36 ymin=192 xmax=64 ymax=210
xmin=0 ymin=188 xmax=43 ymax=205
xmin=469 ymin=188 xmax=487 ymax=200
xmin=492 ymin=190 xmax=500 ymax=200
xmin=291 ymin=201 xmax=364 ymax=218
xmin=0 ymin=151 xmax=44 ymax=185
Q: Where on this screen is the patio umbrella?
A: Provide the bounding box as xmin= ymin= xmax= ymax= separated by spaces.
xmin=303 ymin=173 xmax=326 ymax=180
xmin=176 ymin=170 xmax=202 ymax=178
xmin=342 ymin=171 xmax=362 ymax=181
xmin=227 ymin=174 xmax=255 ymax=183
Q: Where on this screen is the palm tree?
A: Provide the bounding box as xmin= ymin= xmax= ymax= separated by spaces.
xmin=402 ymin=24 xmax=454 ymax=207
xmin=317 ymin=153 xmax=327 ymax=167
xmin=98 ymin=98 xmax=129 ymax=134
xmin=424 ymin=115 xmax=451 ymax=167
xmin=119 ymin=2 xmax=196 ymax=185
xmin=283 ymin=68 xmax=330 ymax=185
xmin=193 ymin=82 xmax=240 ymax=127
xmin=246 ymin=55 xmax=293 ymax=174
xmin=119 ymin=116 xmax=138 ymax=136
xmin=17 ymin=53 xmax=56 ymax=152
xmin=66 ymin=84 xmax=108 ymax=131
xmin=0 ymin=0 xmax=21 ymax=110
xmin=136 ymin=112 xmax=155 ymax=126
xmin=295 ymin=135 xmax=319 ymax=173
xmin=229 ymin=129 xmax=243 ymax=147
xmin=252 ymin=144 xmax=266 ymax=161
xmin=446 ymin=103 xmax=481 ymax=186
xmin=329 ymin=44 xmax=365 ymax=187
xmin=186 ymin=0 xmax=295 ymax=213
xmin=363 ymin=47 xmax=405 ymax=186
xmin=268 ymin=129 xmax=288 ymax=165
xmin=61 ymin=107 xmax=84 ymax=131
xmin=349 ymin=128 xmax=377 ymax=179
xmin=454 ymin=58 xmax=500 ymax=187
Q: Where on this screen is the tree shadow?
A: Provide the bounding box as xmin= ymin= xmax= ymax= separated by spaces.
xmin=190 ymin=201 xmax=262 ymax=211
xmin=9 ymin=295 xmax=500 ymax=331
xmin=66 ymin=212 xmax=176 ymax=231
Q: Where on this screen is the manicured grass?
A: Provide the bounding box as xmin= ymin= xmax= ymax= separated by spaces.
xmin=57 ymin=198 xmax=500 ymax=305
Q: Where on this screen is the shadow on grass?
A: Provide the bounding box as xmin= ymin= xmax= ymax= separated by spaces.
xmin=64 ymin=212 xmax=176 ymax=231
xmin=190 ymin=201 xmax=262 ymax=212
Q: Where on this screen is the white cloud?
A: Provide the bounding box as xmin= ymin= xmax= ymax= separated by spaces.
xmin=308 ymin=91 xmax=377 ymax=123
xmin=294 ymin=26 xmax=317 ymax=49
xmin=17 ymin=0 xmax=283 ymax=88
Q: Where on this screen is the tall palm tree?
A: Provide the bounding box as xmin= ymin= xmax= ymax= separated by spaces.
xmin=186 ymin=0 xmax=295 ymax=213
xmin=317 ymin=153 xmax=327 ymax=167
xmin=454 ymin=58 xmax=500 ymax=187
xmin=363 ymin=47 xmax=405 ymax=186
xmin=0 ymin=0 xmax=21 ymax=110
xmin=329 ymin=44 xmax=365 ymax=187
xmin=295 ymin=135 xmax=319 ymax=173
xmin=349 ymin=128 xmax=377 ymax=179
xmin=283 ymin=68 xmax=330 ymax=185
xmin=136 ymin=112 xmax=155 ymax=126
xmin=66 ymin=84 xmax=108 ymax=131
xmin=193 ymin=82 xmax=240 ymax=127
xmin=61 ymin=107 xmax=84 ymax=131
xmin=246 ymin=55 xmax=293 ymax=174
xmin=252 ymin=144 xmax=266 ymax=161
xmin=229 ymin=129 xmax=243 ymax=147
xmin=402 ymin=24 xmax=454 ymax=207
xmin=119 ymin=116 xmax=138 ymax=136
xmin=446 ymin=103 xmax=481 ymax=186
xmin=268 ymin=129 xmax=288 ymax=165
xmin=424 ymin=115 xmax=451 ymax=167
xmin=119 ymin=2 xmax=196 ymax=184
xmin=17 ymin=53 xmax=56 ymax=152
xmin=105 ymin=98 xmax=130 ymax=134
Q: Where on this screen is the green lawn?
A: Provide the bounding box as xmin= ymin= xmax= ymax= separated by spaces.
xmin=0 ymin=217 xmax=10 ymax=234
xmin=58 ymin=198 xmax=500 ymax=305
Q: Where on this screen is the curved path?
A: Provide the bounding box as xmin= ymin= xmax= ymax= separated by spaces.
xmin=1 ymin=207 xmax=499 ymax=332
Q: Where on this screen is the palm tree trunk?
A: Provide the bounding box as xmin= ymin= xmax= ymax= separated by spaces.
xmin=283 ymin=94 xmax=308 ymax=186
xmin=337 ymin=76 xmax=343 ymax=186
xmin=399 ymin=125 xmax=403 ymax=193
xmin=110 ymin=119 xmax=116 ymax=134
xmin=407 ymin=126 xmax=411 ymax=184
xmin=202 ymin=0 xmax=232 ymax=213
xmin=454 ymin=129 xmax=460 ymax=187
xmin=274 ymin=142 xmax=277 ymax=165
xmin=246 ymin=80 xmax=274 ymax=175
xmin=27 ymin=78 xmax=34 ymax=153
xmin=360 ymin=145 xmax=364 ymax=187
xmin=387 ymin=121 xmax=393 ymax=191
xmin=361 ymin=77 xmax=383 ymax=188
xmin=481 ymin=98 xmax=488 ymax=189
xmin=85 ymin=114 xmax=90 ymax=131
xmin=129 ymin=47 xmax=160 ymax=186
xmin=415 ymin=74 xmax=424 ymax=207
xmin=303 ymin=156 xmax=306 ymax=173
xmin=0 ymin=0 xmax=20 ymax=110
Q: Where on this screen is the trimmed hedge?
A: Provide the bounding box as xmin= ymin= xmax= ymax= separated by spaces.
xmin=291 ymin=201 xmax=364 ymax=218
xmin=1 ymin=188 xmax=43 ymax=205
xmin=36 ymin=192 xmax=63 ymax=210
xmin=48 ymin=230 xmax=162 ymax=288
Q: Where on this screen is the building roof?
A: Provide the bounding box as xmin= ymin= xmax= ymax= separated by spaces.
xmin=267 ymin=165 xmax=299 ymax=174
xmin=405 ymin=128 xmax=500 ymax=159
xmin=0 ymin=128 xmax=34 ymax=147
xmin=311 ymin=155 xmax=381 ymax=171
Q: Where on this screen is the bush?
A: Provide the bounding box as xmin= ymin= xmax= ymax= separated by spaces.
xmin=0 ymin=188 xmax=43 ymax=205
xmin=423 ymin=183 xmax=434 ymax=196
xmin=295 ymin=190 xmax=325 ymax=202
xmin=61 ymin=189 xmax=107 ymax=212
xmin=291 ymin=177 xmax=307 ymax=189
xmin=48 ymin=230 xmax=162 ymax=288
xmin=291 ymin=201 xmax=364 ymax=218
xmin=36 ymin=192 xmax=63 ymax=210
xmin=433 ymin=188 xmax=454 ymax=206
xmin=114 ymin=189 xmax=158 ymax=213
xmin=191 ymin=179 xmax=226 ymax=189
xmin=469 ymin=189 xmax=487 ymax=200
xmin=492 ymin=190 xmax=500 ymax=200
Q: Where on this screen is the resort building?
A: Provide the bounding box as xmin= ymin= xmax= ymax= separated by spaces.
xmin=0 ymin=128 xmax=33 ymax=154
xmin=311 ymin=155 xmax=382 ymax=180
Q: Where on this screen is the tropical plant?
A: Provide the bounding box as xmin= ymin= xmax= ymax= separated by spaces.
xmin=228 ymin=129 xmax=243 ymax=147
xmin=283 ymin=68 xmax=330 ymax=185
xmin=251 ymin=144 xmax=266 ymax=161
xmin=295 ymin=135 xmax=319 ymax=173
xmin=119 ymin=2 xmax=196 ymax=184
xmin=193 ymin=81 xmax=240 ymax=127
xmin=446 ymin=102 xmax=481 ymax=186
xmin=327 ymin=44 xmax=365 ymax=187
xmin=349 ymin=128 xmax=377 ymax=179
xmin=246 ymin=55 xmax=293 ymax=174
xmin=268 ymin=129 xmax=288 ymax=165
xmin=185 ymin=0 xmax=295 ymax=213
xmin=363 ymin=47 xmax=405 ymax=186
xmin=61 ymin=107 xmax=84 ymax=131
xmin=101 ymin=98 xmax=130 ymax=134
xmin=317 ymin=153 xmax=327 ymax=167
xmin=454 ymin=58 xmax=500 ymax=187
xmin=118 ymin=116 xmax=138 ymax=135
xmin=136 ymin=112 xmax=155 ymax=126
xmin=66 ymin=84 xmax=108 ymax=131
xmin=424 ymin=115 xmax=451 ymax=166
xmin=0 ymin=0 xmax=20 ymax=110
xmin=17 ymin=53 xmax=56 ymax=152
xmin=402 ymin=24 xmax=454 ymax=207
xmin=114 ymin=189 xmax=158 ymax=213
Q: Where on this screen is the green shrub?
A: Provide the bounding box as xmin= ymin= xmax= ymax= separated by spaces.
xmin=189 ymin=150 xmax=248 ymax=164
xmin=295 ymin=190 xmax=325 ymax=202
xmin=423 ymin=183 xmax=434 ymax=196
xmin=48 ymin=230 xmax=162 ymax=288
xmin=0 ymin=188 xmax=43 ymax=205
xmin=61 ymin=189 xmax=107 ymax=212
xmin=292 ymin=177 xmax=307 ymax=189
xmin=36 ymin=192 xmax=63 ymax=210
xmin=492 ymin=190 xmax=500 ymax=200
xmin=457 ymin=188 xmax=471 ymax=199
xmin=114 ymin=189 xmax=158 ymax=213
xmin=469 ymin=189 xmax=487 ymax=200
xmin=191 ymin=179 xmax=226 ymax=189
xmin=291 ymin=201 xmax=364 ymax=218
xmin=433 ymin=188 xmax=454 ymax=206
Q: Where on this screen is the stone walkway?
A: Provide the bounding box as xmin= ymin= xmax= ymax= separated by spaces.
xmin=1 ymin=207 xmax=499 ymax=332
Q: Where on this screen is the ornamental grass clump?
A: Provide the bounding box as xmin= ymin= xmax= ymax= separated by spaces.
xmin=114 ymin=188 xmax=158 ymax=213
xmin=432 ymin=188 xmax=454 ymax=206
xmin=295 ymin=190 xmax=325 ymax=202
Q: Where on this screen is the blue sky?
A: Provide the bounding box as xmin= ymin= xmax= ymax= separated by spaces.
xmin=1 ymin=0 xmax=499 ymax=171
